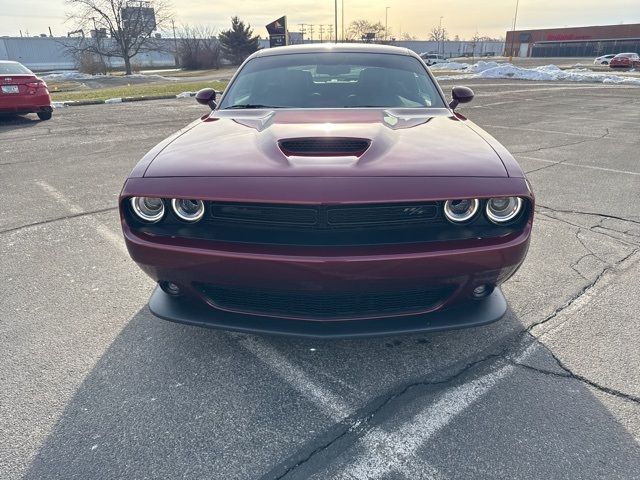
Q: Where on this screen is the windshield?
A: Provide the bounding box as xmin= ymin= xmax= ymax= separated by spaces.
xmin=219 ymin=52 xmax=445 ymax=109
xmin=0 ymin=62 xmax=33 ymax=75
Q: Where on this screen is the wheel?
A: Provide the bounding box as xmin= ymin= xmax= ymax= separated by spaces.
xmin=602 ymin=61 xmax=608 ymax=65
xmin=37 ymin=111 xmax=52 ymax=121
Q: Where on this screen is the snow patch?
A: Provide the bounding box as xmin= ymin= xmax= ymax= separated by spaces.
xmin=434 ymin=61 xmax=640 ymax=85
xmin=104 ymin=98 xmax=123 ymax=104
xmin=176 ymin=91 xmax=196 ymax=98
xmin=51 ymin=101 xmax=67 ymax=109
xmin=41 ymin=71 xmax=174 ymax=81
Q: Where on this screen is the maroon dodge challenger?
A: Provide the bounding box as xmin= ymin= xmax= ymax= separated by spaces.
xmin=119 ymin=44 xmax=534 ymax=337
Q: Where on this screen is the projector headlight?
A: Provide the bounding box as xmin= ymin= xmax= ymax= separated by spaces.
xmin=130 ymin=197 xmax=165 ymax=223
xmin=444 ymin=199 xmax=480 ymax=223
xmin=486 ymin=197 xmax=523 ymax=223
xmin=171 ymin=198 xmax=205 ymax=222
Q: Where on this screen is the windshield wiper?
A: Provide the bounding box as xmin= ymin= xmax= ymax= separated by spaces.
xmin=225 ymin=104 xmax=286 ymax=109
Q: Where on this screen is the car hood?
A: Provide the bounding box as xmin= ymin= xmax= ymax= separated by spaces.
xmin=143 ymin=108 xmax=509 ymax=178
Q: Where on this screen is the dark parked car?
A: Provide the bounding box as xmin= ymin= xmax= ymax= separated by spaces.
xmin=0 ymin=61 xmax=52 ymax=120
xmin=119 ymin=44 xmax=534 ymax=337
xmin=609 ymin=53 xmax=640 ymax=68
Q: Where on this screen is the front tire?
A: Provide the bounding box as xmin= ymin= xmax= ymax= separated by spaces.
xmin=37 ymin=111 xmax=52 ymax=121
xmin=602 ymin=61 xmax=608 ymax=65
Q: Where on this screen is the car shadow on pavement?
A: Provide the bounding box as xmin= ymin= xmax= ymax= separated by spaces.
xmin=24 ymin=305 xmax=640 ymax=479
xmin=0 ymin=114 xmax=44 ymax=130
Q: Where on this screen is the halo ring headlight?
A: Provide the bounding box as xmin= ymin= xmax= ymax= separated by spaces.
xmin=486 ymin=197 xmax=523 ymax=223
xmin=444 ymin=199 xmax=480 ymax=223
xmin=171 ymin=198 xmax=205 ymax=222
xmin=130 ymin=196 xmax=165 ymax=223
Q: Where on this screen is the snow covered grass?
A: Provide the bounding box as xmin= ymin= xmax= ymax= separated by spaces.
xmin=41 ymin=71 xmax=175 ymax=82
xmin=433 ymin=61 xmax=640 ymax=85
xmin=50 ymin=80 xmax=228 ymax=102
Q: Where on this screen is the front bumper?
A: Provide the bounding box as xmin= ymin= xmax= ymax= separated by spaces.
xmin=121 ymin=175 xmax=533 ymax=336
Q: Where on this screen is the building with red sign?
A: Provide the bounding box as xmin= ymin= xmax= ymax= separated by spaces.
xmin=505 ymin=24 xmax=640 ymax=57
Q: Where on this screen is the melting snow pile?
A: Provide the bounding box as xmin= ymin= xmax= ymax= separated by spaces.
xmin=433 ymin=61 xmax=640 ymax=85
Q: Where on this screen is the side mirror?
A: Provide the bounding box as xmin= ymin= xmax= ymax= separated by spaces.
xmin=449 ymin=86 xmax=474 ymax=110
xmin=196 ymin=88 xmax=217 ymax=110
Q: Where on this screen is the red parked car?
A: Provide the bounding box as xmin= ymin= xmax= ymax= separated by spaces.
xmin=0 ymin=61 xmax=52 ymax=120
xmin=609 ymin=53 xmax=640 ymax=69
xmin=119 ymin=44 xmax=534 ymax=337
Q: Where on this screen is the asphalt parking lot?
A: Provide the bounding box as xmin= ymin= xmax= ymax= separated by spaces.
xmin=1 ymin=79 xmax=639 ymax=479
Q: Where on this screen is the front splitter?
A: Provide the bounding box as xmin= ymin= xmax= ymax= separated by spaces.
xmin=148 ymin=286 xmax=507 ymax=338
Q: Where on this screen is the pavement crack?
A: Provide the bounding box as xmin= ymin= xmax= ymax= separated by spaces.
xmin=515 ymin=128 xmax=610 ymax=160
xmin=537 ymin=204 xmax=640 ymax=226
xmin=0 ymin=207 xmax=119 ymax=235
xmin=264 ymin=353 xmax=507 ymax=480
xmin=510 ymin=353 xmax=640 ymax=405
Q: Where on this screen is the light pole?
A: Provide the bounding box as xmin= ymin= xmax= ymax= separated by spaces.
xmin=342 ymin=0 xmax=345 ymax=41
xmin=439 ymin=16 xmax=444 ymax=56
xmin=508 ymin=0 xmax=520 ymax=61
xmin=385 ymin=7 xmax=390 ymax=41
xmin=335 ymin=0 xmax=338 ymax=43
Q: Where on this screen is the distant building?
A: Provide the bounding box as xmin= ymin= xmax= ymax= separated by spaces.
xmin=505 ymin=23 xmax=640 ymax=57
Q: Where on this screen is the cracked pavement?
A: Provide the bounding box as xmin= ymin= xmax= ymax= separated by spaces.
xmin=1 ymin=79 xmax=639 ymax=479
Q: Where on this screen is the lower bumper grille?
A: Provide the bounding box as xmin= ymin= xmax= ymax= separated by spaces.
xmin=194 ymin=283 xmax=455 ymax=320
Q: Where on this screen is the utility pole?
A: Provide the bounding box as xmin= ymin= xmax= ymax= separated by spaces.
xmin=319 ymin=24 xmax=324 ymax=42
xmin=327 ymin=25 xmax=334 ymax=43
xmin=171 ymin=19 xmax=178 ymax=66
xmin=299 ymin=23 xmax=307 ymax=43
xmin=385 ymin=7 xmax=390 ymax=41
xmin=341 ymin=0 xmax=345 ymax=41
xmin=308 ymin=24 xmax=314 ymax=42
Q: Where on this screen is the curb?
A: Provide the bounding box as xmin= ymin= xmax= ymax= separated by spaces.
xmin=52 ymin=91 xmax=217 ymax=108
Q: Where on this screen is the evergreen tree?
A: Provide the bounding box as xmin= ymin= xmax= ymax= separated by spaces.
xmin=218 ymin=17 xmax=260 ymax=65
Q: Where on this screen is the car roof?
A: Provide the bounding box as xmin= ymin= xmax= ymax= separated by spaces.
xmin=252 ymin=43 xmax=415 ymax=59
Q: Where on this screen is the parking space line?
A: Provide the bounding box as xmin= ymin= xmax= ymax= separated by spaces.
xmin=36 ymin=181 xmax=128 ymax=254
xmin=520 ymin=156 xmax=640 ymax=176
xmin=332 ymin=364 xmax=515 ymax=480
xmin=236 ymin=336 xmax=353 ymax=420
xmin=483 ymin=125 xmax=604 ymax=138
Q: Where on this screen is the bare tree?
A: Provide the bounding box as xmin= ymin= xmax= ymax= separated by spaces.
xmin=428 ymin=25 xmax=448 ymax=43
xmin=399 ymin=32 xmax=417 ymax=41
xmin=65 ymin=0 xmax=173 ymax=75
xmin=177 ymin=25 xmax=221 ymax=70
xmin=346 ymin=20 xmax=386 ymax=42
xmin=470 ymin=32 xmax=482 ymax=58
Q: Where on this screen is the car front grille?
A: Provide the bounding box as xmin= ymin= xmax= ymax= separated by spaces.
xmin=210 ymin=201 xmax=442 ymax=228
xmin=194 ymin=283 xmax=455 ymax=320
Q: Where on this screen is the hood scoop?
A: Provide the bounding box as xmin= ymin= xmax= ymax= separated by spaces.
xmin=279 ymin=137 xmax=371 ymax=157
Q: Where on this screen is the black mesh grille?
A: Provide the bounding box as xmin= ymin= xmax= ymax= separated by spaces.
xmin=211 ymin=203 xmax=318 ymax=225
xmin=195 ymin=283 xmax=454 ymax=319
xmin=208 ymin=201 xmax=441 ymax=228
xmin=279 ymin=138 xmax=370 ymax=156
xmin=328 ymin=204 xmax=438 ymax=225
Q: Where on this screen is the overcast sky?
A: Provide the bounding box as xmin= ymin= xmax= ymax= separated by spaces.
xmin=2 ymin=0 xmax=639 ymax=39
